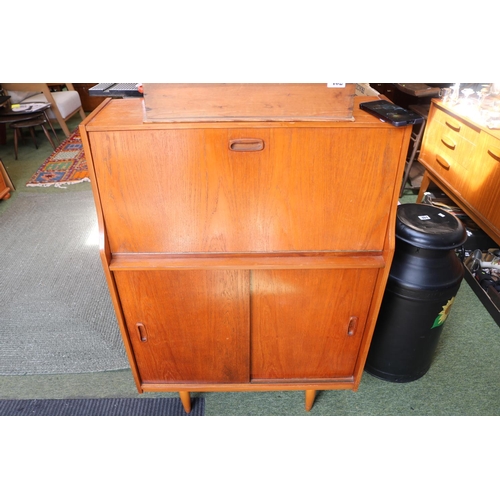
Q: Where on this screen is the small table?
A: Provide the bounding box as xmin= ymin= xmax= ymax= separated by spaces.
xmin=0 ymin=102 xmax=59 ymax=152
xmin=10 ymin=114 xmax=57 ymax=160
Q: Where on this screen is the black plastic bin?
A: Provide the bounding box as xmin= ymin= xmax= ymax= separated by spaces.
xmin=365 ymin=203 xmax=467 ymax=382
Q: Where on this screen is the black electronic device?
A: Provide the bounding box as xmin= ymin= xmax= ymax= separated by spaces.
xmin=88 ymin=83 xmax=142 ymax=98
xmin=359 ymin=100 xmax=425 ymax=127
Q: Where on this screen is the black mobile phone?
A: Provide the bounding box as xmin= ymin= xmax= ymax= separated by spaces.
xmin=359 ymin=100 xmax=424 ymax=127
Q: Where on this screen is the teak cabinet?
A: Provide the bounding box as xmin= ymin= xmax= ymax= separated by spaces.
xmin=79 ymin=88 xmax=411 ymax=412
xmin=417 ymin=99 xmax=500 ymax=245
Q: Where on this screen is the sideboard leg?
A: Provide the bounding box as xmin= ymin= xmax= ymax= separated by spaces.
xmin=179 ymin=391 xmax=192 ymax=413
xmin=305 ymin=390 xmax=317 ymax=412
xmin=416 ymin=171 xmax=431 ymax=203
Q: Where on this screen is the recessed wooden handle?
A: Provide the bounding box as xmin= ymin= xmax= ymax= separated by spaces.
xmin=229 ymin=138 xmax=264 ymax=152
xmin=136 ymin=322 xmax=148 ymax=342
xmin=488 ymin=147 xmax=500 ymax=163
xmin=436 ymin=154 xmax=451 ymax=169
xmin=445 ymin=119 xmax=461 ymax=132
xmin=347 ymin=316 xmax=358 ymax=336
xmin=441 ymin=136 xmax=456 ymax=150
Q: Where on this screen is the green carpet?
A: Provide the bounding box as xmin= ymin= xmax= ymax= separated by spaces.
xmin=0 ymin=190 xmax=128 ymax=375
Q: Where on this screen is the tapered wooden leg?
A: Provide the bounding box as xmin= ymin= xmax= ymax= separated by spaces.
xmin=13 ymin=129 xmax=18 ymax=160
xmin=179 ymin=391 xmax=191 ymax=413
xmin=305 ymin=390 xmax=317 ymax=412
xmin=416 ymin=171 xmax=431 ymax=203
xmin=29 ymin=127 xmax=38 ymax=149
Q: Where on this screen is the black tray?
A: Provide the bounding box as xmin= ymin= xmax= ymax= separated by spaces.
xmin=463 ymin=264 xmax=500 ymax=328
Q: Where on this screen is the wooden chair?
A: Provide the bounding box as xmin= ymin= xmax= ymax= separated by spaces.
xmin=1 ymin=83 xmax=86 ymax=137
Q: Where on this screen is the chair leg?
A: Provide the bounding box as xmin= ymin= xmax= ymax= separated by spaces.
xmin=60 ymin=120 xmax=71 ymax=138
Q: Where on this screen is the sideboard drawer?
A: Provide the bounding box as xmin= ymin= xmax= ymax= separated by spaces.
xmin=419 ymin=106 xmax=478 ymax=195
xmin=466 ymin=131 xmax=500 ymax=231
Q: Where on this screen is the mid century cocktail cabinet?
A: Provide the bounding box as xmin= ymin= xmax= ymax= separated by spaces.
xmin=79 ymin=85 xmax=411 ymax=412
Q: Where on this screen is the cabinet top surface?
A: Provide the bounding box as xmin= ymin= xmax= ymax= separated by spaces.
xmin=82 ymin=95 xmax=405 ymax=131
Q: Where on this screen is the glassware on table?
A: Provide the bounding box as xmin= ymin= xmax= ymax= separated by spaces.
xmin=461 ymin=88 xmax=475 ymax=105
xmin=440 ymin=88 xmax=452 ymax=102
xmin=449 ymin=83 xmax=460 ymax=104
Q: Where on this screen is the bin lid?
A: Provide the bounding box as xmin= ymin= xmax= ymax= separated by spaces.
xmin=396 ymin=203 xmax=467 ymax=250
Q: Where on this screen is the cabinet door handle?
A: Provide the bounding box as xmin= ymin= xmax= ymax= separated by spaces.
xmin=436 ymin=154 xmax=451 ymax=169
xmin=445 ymin=119 xmax=461 ymax=132
xmin=229 ymin=138 xmax=264 ymax=152
xmin=347 ymin=316 xmax=358 ymax=336
xmin=441 ymin=136 xmax=456 ymax=150
xmin=488 ymin=147 xmax=500 ymax=163
xmin=136 ymin=322 xmax=148 ymax=342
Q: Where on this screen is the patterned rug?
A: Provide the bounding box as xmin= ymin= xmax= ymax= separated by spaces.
xmin=26 ymin=129 xmax=89 ymax=187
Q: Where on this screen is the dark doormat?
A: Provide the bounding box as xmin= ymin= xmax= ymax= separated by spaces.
xmin=0 ymin=397 xmax=205 ymax=416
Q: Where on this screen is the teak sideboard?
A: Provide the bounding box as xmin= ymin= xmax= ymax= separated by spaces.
xmin=417 ymin=99 xmax=500 ymax=246
xmin=79 ymin=89 xmax=412 ymax=412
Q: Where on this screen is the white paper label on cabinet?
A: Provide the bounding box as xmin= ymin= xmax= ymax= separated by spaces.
xmin=327 ymin=83 xmax=346 ymax=88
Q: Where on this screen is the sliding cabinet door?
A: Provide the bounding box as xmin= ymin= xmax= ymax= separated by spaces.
xmin=251 ymin=268 xmax=378 ymax=380
xmin=114 ymin=269 xmax=250 ymax=384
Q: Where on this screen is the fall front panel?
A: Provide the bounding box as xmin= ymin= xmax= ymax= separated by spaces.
xmin=88 ymin=126 xmax=403 ymax=253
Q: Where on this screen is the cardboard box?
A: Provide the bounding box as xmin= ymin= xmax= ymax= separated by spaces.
xmin=355 ymin=83 xmax=380 ymax=97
